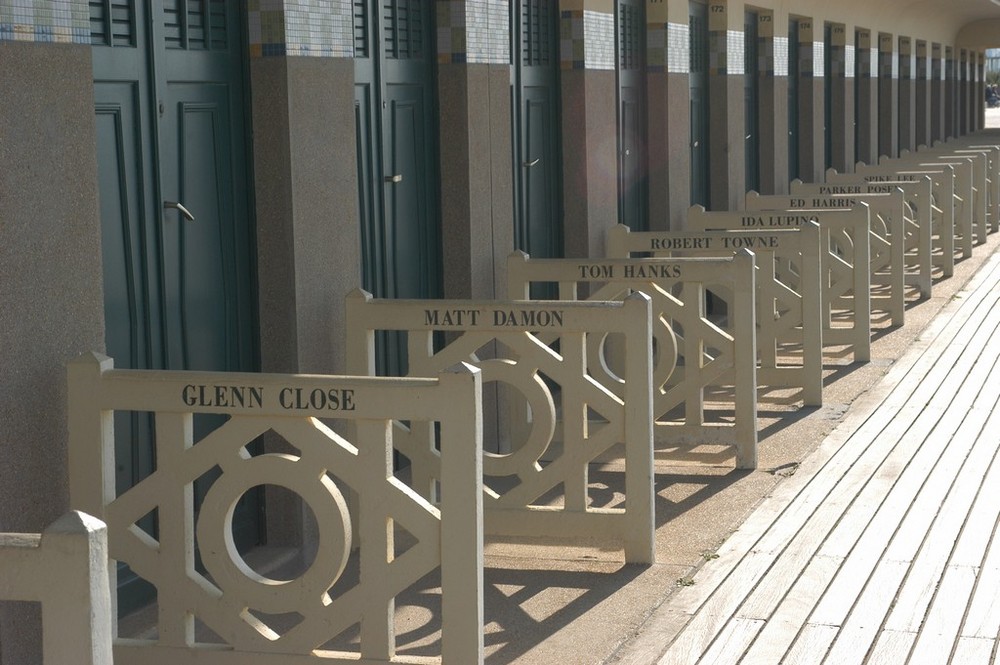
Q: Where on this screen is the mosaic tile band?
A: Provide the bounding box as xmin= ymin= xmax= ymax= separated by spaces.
xmin=561 ymin=9 xmax=614 ymax=71
xmin=0 ymin=0 xmax=89 ymax=44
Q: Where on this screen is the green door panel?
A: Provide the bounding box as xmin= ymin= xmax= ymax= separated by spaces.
xmin=618 ymin=0 xmax=647 ymax=230
xmin=690 ymin=1 xmax=710 ymax=208
xmin=93 ymin=0 xmax=260 ymax=615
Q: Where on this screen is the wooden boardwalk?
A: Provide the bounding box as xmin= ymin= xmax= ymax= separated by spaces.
xmin=621 ymin=251 xmax=1000 ymax=665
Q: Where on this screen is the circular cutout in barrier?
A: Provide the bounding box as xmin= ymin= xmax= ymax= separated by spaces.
xmin=477 ymin=358 xmax=555 ymax=477
xmin=196 ymin=453 xmax=351 ymax=614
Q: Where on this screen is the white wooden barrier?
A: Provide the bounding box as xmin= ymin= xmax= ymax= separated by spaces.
xmin=607 ymin=223 xmax=823 ymax=407
xmin=947 ymin=144 xmax=1000 ymax=233
xmin=913 ymin=147 xmax=992 ymax=239
xmin=68 ymin=352 xmax=485 ymax=665
xmin=0 ymin=512 xmax=113 ymax=665
xmin=344 ymin=291 xmax=656 ymax=563
xmin=507 ymin=250 xmax=758 ymax=470
xmin=746 ymin=191 xmax=905 ymax=326
xmin=876 ymin=155 xmax=979 ymax=252
xmin=855 ymin=162 xmax=968 ymax=263
xmin=827 ymin=170 xmax=954 ymax=278
xmin=791 ymin=180 xmax=933 ymax=299
xmin=700 ymin=202 xmax=872 ymax=363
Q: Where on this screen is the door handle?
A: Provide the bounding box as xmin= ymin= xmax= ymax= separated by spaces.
xmin=164 ymin=201 xmax=195 ymax=222
xmin=384 ymin=174 xmax=403 ymax=183
xmin=522 ymin=158 xmax=540 ymax=168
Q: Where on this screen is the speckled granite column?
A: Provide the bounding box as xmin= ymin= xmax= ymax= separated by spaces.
xmin=247 ymin=0 xmax=359 ymax=551
xmin=708 ymin=3 xmax=746 ymax=211
xmin=915 ymin=41 xmax=930 ymax=148
xmin=931 ymin=44 xmax=945 ymax=144
xmin=795 ymin=20 xmax=824 ymax=183
xmin=647 ymin=8 xmax=692 ymax=227
xmin=757 ymin=9 xmax=788 ymax=194
xmin=878 ymin=33 xmax=899 ymax=159
xmin=0 ymin=4 xmax=103 ymax=662
xmin=898 ymin=37 xmax=916 ymax=153
xmin=827 ymin=24 xmax=853 ymax=173
xmin=855 ymin=32 xmax=879 ymax=166
xmin=437 ymin=0 xmax=513 ymax=300
xmin=560 ymin=1 xmax=617 ymax=258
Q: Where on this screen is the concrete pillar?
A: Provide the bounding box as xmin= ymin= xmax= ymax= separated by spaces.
xmin=931 ymin=43 xmax=945 ymax=144
xmin=977 ymin=53 xmax=985 ymax=132
xmin=898 ymin=37 xmax=916 ymax=153
xmin=437 ymin=6 xmax=514 ymax=299
xmin=915 ymin=41 xmax=930 ymax=148
xmin=855 ymin=30 xmax=879 ymax=166
xmin=878 ymin=33 xmax=899 ymax=159
xmin=827 ymin=22 xmax=853 ymax=173
xmin=0 ymin=34 xmax=106 ymax=665
xmin=757 ymin=7 xmax=788 ymax=194
xmin=960 ymin=50 xmax=969 ymax=135
xmin=797 ymin=18 xmax=825 ymax=183
xmin=560 ymin=1 xmax=618 ymax=257
xmin=946 ymin=47 xmax=956 ymax=139
xmin=648 ymin=3 xmax=691 ymax=227
xmin=708 ymin=0 xmax=746 ymax=211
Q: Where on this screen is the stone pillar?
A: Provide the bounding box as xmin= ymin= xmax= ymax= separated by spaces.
xmin=931 ymin=43 xmax=945 ymax=144
xmin=878 ymin=33 xmax=899 ymax=159
xmin=248 ymin=3 xmax=361 ymax=556
xmin=647 ymin=2 xmax=692 ymax=227
xmin=855 ymin=30 xmax=879 ymax=166
xmin=946 ymin=47 xmax=956 ymax=139
xmin=898 ymin=37 xmax=915 ymax=153
xmin=757 ymin=7 xmax=788 ymax=194
xmin=0 ymin=8 xmax=106 ymax=664
xmin=960 ymin=50 xmax=969 ymax=135
xmin=977 ymin=53 xmax=985 ymax=132
xmin=915 ymin=41 xmax=930 ymax=148
xmin=797 ymin=18 xmax=825 ymax=183
xmin=827 ymin=22 xmax=852 ymax=173
xmin=560 ymin=0 xmax=618 ymax=257
xmin=437 ymin=4 xmax=513 ymax=299
xmin=708 ymin=0 xmax=746 ymax=210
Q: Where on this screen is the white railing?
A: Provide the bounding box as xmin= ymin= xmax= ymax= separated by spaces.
xmin=68 ymin=352 xmax=485 ymax=665
xmin=0 ymin=511 xmax=113 ymax=665
xmin=345 ymin=291 xmax=657 ymax=564
xmin=507 ymin=250 xmax=758 ymax=470
xmin=689 ymin=204 xmax=872 ymax=364
xmin=608 ymin=223 xmax=824 ymax=407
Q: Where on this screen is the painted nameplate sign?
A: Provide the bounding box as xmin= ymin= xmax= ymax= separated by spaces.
xmin=181 ymin=383 xmax=356 ymax=411
xmin=421 ymin=307 xmax=566 ymax=328
xmin=738 ymin=213 xmax=821 ymax=227
xmin=644 ymin=234 xmax=786 ymax=251
xmin=812 ymin=184 xmax=895 ymax=195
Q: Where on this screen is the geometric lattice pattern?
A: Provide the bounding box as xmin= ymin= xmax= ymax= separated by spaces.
xmin=345 ymin=291 xmax=656 ymax=563
xmin=612 ymin=222 xmax=825 ymax=407
xmin=791 ymin=180 xmax=916 ymax=326
xmin=67 ymin=352 xmax=485 ymax=664
xmin=507 ymin=251 xmax=758 ymax=470
xmin=742 ymin=196 xmax=875 ymax=363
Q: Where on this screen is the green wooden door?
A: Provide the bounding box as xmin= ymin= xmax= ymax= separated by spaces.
xmin=513 ymin=0 xmax=562 ymax=261
xmin=788 ymin=19 xmax=801 ymax=182
xmin=689 ymin=1 xmax=710 ymax=208
xmin=617 ymin=0 xmax=648 ymax=230
xmin=354 ymin=0 xmax=440 ymax=375
xmin=92 ymin=0 xmax=259 ymax=615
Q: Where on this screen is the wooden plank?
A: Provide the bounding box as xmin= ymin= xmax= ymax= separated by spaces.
xmin=951 ymin=636 xmax=995 ymax=664
xmin=820 ymin=560 xmax=909 ymax=664
xmin=737 ymin=555 xmax=842 ymax=664
xmin=781 ymin=624 xmax=837 ymax=664
xmin=697 ymin=617 xmax=764 ymax=665
xmin=866 ymin=629 xmax=917 ymax=665
xmin=909 ymin=564 xmax=978 ymax=663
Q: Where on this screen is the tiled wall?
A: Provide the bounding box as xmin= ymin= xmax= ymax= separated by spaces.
xmin=0 ymin=0 xmax=89 ymax=44
xmin=248 ymin=0 xmax=353 ymax=57
xmin=438 ymin=0 xmax=509 ymax=65
xmin=561 ymin=9 xmax=614 ymax=70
